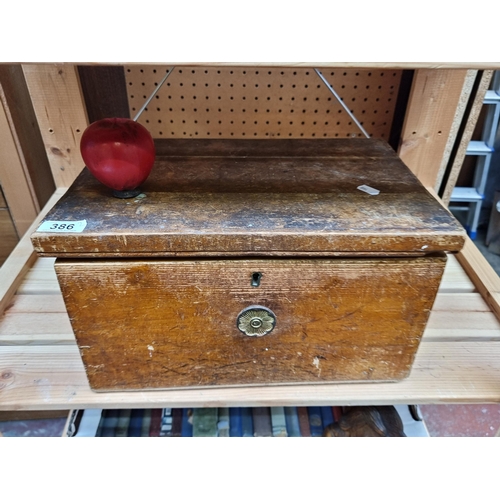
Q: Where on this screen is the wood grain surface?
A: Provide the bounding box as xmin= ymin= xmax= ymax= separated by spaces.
xmin=22 ymin=64 xmax=88 ymax=188
xmin=0 ymin=65 xmax=56 ymax=211
xmin=54 ymin=255 xmax=446 ymax=390
xmin=77 ymin=66 xmax=130 ymax=123
xmin=0 ymin=81 xmax=39 ymax=236
xmin=0 ymin=189 xmax=66 ymax=318
xmin=399 ymin=69 xmax=475 ymax=191
xmin=32 ymin=139 xmax=465 ymax=257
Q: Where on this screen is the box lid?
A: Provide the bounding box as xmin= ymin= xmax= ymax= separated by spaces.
xmin=31 ymin=139 xmax=466 ymax=257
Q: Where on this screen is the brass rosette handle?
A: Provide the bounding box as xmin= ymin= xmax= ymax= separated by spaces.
xmin=237 ymin=306 xmax=276 ymax=337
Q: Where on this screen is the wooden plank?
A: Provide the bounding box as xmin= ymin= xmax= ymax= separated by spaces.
xmin=399 ymin=69 xmax=476 ymax=190
xmin=456 ymin=236 xmax=500 ymax=322
xmin=427 ymin=292 xmax=500 ymax=341
xmin=0 ymin=189 xmax=66 ymax=317
xmin=0 ymin=410 xmax=69 ymax=421
xmin=0 ymin=188 xmax=5 ymax=208
xmin=77 ymin=65 xmax=130 ymax=123
xmin=22 ymin=64 xmax=88 ymax=188
xmin=434 ymin=70 xmax=478 ymax=193
xmin=427 ymin=187 xmax=500 ymax=323
xmin=439 ymin=254 xmax=476 ymax=293
xmin=426 ymin=309 xmax=500 ymax=341
xmin=0 ymin=82 xmax=39 ymax=236
xmin=441 ymin=70 xmax=494 ymax=205
xmin=6 ymin=294 xmax=66 ymax=313
xmin=26 ymin=256 xmax=55 ymax=270
xmin=70 ymin=63 xmax=500 ymax=70
xmin=17 ymin=261 xmax=61 ymax=295
xmin=432 ymin=292 xmax=490 ymax=312
xmin=0 ymin=65 xmax=56 ymax=210
xmin=0 ymin=342 xmax=499 ymax=409
xmin=0 ymin=312 xmax=74 ymax=344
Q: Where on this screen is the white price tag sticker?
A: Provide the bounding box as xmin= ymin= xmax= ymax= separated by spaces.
xmin=37 ymin=220 xmax=87 ymax=233
xmin=357 ymin=185 xmax=380 ymax=196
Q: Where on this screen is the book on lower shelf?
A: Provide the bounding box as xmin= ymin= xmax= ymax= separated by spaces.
xmin=67 ymin=405 xmax=429 ymax=437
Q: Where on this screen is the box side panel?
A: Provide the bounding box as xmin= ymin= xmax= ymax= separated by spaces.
xmin=55 ymin=256 xmax=446 ymax=390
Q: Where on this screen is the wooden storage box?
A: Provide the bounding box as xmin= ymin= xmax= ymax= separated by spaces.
xmin=31 ymin=139 xmax=466 ymax=391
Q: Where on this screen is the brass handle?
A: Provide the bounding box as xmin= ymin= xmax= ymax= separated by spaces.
xmin=237 ymin=306 xmax=276 ymax=337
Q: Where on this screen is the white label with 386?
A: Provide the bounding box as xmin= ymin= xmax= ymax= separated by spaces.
xmin=37 ymin=220 xmax=87 ymax=233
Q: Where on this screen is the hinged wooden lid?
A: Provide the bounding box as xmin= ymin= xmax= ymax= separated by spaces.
xmin=31 ymin=139 xmax=466 ymax=257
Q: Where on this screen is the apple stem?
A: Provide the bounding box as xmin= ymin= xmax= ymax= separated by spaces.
xmin=133 ymin=66 xmax=175 ymax=122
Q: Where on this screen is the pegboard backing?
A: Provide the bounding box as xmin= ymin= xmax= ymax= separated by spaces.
xmin=124 ymin=66 xmax=402 ymax=139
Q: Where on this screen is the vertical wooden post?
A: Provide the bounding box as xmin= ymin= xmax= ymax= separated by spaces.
xmin=399 ymin=69 xmax=476 ymax=191
xmin=22 ymin=64 xmax=89 ymax=188
xmin=0 ymin=83 xmax=39 ymax=236
xmin=0 ymin=65 xmax=56 ymax=211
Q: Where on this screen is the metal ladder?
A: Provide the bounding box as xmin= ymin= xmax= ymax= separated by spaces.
xmin=449 ymin=72 xmax=500 ymax=239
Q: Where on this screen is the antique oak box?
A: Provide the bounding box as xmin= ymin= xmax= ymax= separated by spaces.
xmin=31 ymin=139 xmax=466 ymax=391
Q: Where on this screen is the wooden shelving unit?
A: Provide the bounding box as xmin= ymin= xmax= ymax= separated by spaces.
xmin=1 ymin=63 xmax=500 ymax=412
xmin=2 ymin=228 xmax=500 ymax=409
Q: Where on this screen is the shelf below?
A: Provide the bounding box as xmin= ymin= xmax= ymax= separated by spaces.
xmin=483 ymin=90 xmax=500 ymax=104
xmin=466 ymin=140 xmax=494 ymax=155
xmin=450 ymin=186 xmax=484 ymax=202
xmin=1 ymin=254 xmax=500 ymax=410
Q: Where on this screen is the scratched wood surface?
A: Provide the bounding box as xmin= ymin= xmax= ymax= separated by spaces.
xmin=32 ymin=139 xmax=465 ymax=257
xmin=54 ymin=255 xmax=446 ymax=390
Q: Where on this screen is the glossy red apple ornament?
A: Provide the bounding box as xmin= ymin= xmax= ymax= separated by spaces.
xmin=80 ymin=118 xmax=155 ymax=198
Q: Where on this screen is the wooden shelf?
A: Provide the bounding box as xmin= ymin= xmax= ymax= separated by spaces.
xmin=1 ymin=248 xmax=500 ymax=410
xmin=2 ymin=65 xmax=500 ymax=412
xmin=71 ymin=63 xmax=500 ymax=69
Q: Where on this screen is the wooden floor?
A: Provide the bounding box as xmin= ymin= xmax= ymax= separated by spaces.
xmin=1 ymin=252 xmax=500 ymax=410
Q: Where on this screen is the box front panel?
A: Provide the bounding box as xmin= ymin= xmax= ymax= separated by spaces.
xmin=55 ymin=256 xmax=446 ymax=391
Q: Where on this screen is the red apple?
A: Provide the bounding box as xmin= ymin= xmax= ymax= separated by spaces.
xmin=80 ymin=118 xmax=155 ymax=193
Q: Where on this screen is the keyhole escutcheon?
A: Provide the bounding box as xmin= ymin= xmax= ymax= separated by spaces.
xmin=251 ymin=272 xmax=262 ymax=287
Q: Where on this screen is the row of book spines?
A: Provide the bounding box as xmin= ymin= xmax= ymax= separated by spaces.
xmin=96 ymin=407 xmax=343 ymax=437
xmin=204 ymin=406 xmax=343 ymax=437
xmin=96 ymin=409 xmax=152 ymax=437
xmin=95 ymin=408 xmax=190 ymax=437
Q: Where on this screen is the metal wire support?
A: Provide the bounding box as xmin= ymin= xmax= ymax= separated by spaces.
xmin=133 ymin=67 xmax=175 ymax=122
xmin=314 ymin=68 xmax=370 ymax=138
